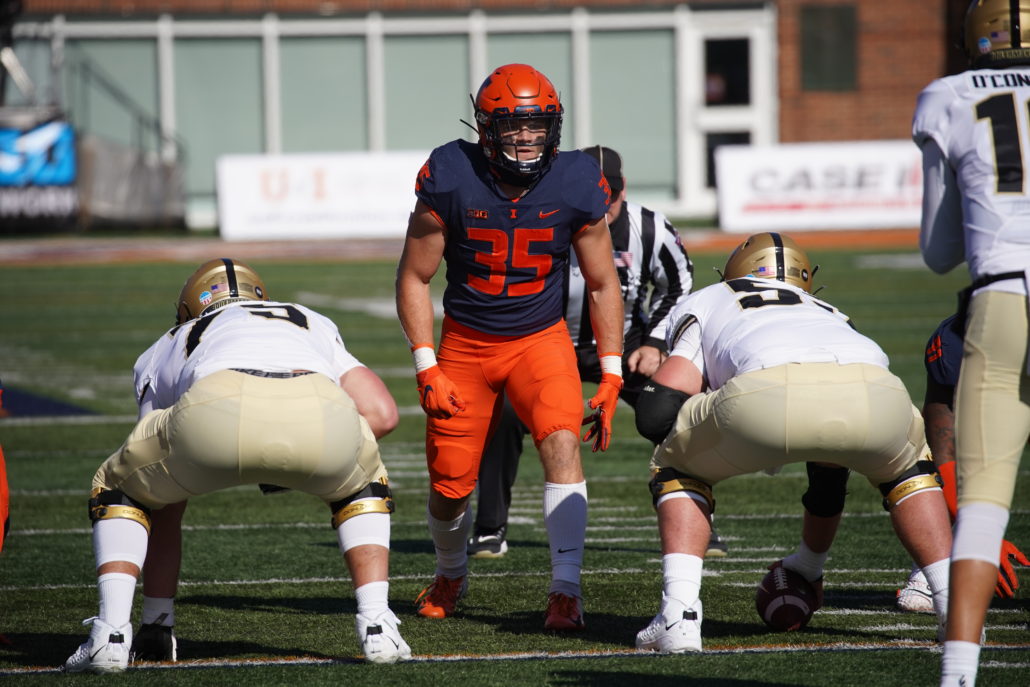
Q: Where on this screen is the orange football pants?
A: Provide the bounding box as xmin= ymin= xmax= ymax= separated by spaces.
xmin=427 ymin=316 xmax=584 ymax=499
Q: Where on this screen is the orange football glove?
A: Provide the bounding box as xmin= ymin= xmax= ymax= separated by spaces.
xmin=416 ymin=365 xmax=466 ymax=419
xmin=996 ymin=539 xmax=1030 ymax=598
xmin=937 ymin=460 xmax=958 ymax=521
xmin=582 ymin=373 xmax=623 ymax=452
xmin=939 ymin=461 xmax=1028 ymax=598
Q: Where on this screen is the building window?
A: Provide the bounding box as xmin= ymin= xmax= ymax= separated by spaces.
xmin=705 ymin=39 xmax=750 ymax=105
xmin=707 ymin=132 xmax=751 ymax=188
xmin=800 ymin=5 xmax=856 ymax=91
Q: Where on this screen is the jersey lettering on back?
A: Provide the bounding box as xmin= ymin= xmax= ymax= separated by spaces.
xmin=913 ymin=67 xmax=1030 ymax=278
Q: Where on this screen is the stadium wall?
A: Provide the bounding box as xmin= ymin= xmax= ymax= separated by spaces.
xmin=9 ymin=1 xmax=959 ymax=232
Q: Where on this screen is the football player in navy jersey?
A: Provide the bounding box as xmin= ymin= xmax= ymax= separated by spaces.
xmin=895 ymin=315 xmax=1028 ymax=613
xmin=395 ymin=63 xmax=625 ymax=631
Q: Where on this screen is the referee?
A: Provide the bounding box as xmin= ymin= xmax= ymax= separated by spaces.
xmin=468 ymin=146 xmax=728 ymax=558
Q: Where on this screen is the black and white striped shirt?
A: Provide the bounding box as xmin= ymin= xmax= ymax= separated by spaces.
xmin=566 ymin=200 xmax=694 ymax=352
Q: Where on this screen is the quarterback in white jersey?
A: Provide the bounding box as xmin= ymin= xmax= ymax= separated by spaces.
xmin=915 ymin=3 xmax=1030 ymax=685
xmin=63 ymin=259 xmax=410 ymax=674
xmin=631 ymin=233 xmax=953 ymax=655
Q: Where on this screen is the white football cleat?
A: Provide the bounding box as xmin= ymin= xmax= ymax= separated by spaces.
xmin=896 ymin=570 xmax=934 ymax=614
xmin=63 ymin=617 xmax=131 ymax=674
xmin=356 ymin=610 xmax=411 ymax=664
xmin=636 ymin=598 xmax=702 ymax=654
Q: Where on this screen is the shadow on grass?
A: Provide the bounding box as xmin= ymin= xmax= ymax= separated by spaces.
xmin=182 ymin=593 xmax=355 ymax=616
xmin=548 ymin=672 xmax=788 ymax=687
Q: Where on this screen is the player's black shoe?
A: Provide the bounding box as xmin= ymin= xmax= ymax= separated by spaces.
xmin=130 ymin=623 xmax=177 ymax=662
xmin=467 ymin=525 xmax=508 ymax=558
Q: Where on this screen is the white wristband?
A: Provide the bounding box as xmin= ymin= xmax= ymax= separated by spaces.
xmin=412 ymin=346 xmax=438 ymax=374
xmin=599 ymin=355 xmax=623 ymax=377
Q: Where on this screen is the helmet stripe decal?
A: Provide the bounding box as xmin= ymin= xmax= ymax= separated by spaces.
xmin=768 ymin=232 xmax=785 ymax=282
xmin=220 ymin=258 xmax=239 ymax=297
xmin=1013 ymin=0 xmax=1023 ymax=49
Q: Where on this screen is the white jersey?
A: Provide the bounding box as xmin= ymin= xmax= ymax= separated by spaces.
xmin=913 ymin=68 xmax=1030 ymax=291
xmin=133 ymin=301 xmax=362 ymax=414
xmin=665 ymin=277 xmax=889 ymax=390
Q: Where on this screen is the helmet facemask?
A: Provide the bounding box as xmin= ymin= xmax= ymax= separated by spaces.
xmin=473 ymin=64 xmax=563 ymax=185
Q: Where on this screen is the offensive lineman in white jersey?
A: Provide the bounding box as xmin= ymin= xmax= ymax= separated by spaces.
xmin=63 ymin=259 xmax=411 ymax=673
xmin=914 ymin=2 xmax=1030 ymax=685
xmin=631 ymin=233 xmax=954 ymax=653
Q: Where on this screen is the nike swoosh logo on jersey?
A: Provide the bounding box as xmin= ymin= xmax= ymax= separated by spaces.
xmin=539 ymin=209 xmax=560 ymax=218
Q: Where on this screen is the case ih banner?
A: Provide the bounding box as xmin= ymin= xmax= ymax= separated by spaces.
xmin=0 ymin=119 xmax=78 ymax=222
xmin=715 ymin=140 xmax=922 ymax=233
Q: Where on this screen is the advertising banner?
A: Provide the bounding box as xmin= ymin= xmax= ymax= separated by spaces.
xmin=216 ymin=151 xmax=429 ymax=241
xmin=0 ymin=118 xmax=78 ymax=222
xmin=715 ymin=140 xmax=922 ymax=233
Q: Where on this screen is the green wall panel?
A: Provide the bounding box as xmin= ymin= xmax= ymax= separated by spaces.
xmin=280 ymin=36 xmax=367 ymax=152
xmin=174 ymin=38 xmax=262 ymax=196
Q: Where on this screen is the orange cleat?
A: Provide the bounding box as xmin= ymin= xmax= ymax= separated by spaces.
xmin=544 ymin=592 xmax=585 ymax=631
xmin=415 ymin=575 xmax=467 ymax=618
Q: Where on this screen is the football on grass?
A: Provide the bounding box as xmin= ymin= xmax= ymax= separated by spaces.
xmin=755 ymin=565 xmax=818 ymax=631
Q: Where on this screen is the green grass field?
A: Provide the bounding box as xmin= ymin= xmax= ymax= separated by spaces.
xmin=0 ymin=246 xmax=1027 ymax=686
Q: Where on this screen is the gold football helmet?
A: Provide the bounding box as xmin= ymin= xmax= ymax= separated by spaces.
xmin=175 ymin=258 xmax=269 ymax=324
xmin=722 ymin=232 xmax=814 ymax=292
xmin=964 ymin=0 xmax=1030 ymax=68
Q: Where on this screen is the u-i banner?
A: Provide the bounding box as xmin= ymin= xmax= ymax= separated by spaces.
xmin=216 ymin=151 xmax=428 ymax=241
xmin=0 ymin=119 xmax=79 ymax=221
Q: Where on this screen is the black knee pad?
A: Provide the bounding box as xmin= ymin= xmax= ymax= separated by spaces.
xmin=801 ymin=463 xmax=851 ymax=518
xmin=330 ymin=478 xmax=394 ymax=529
xmin=635 ymin=381 xmax=690 ymax=445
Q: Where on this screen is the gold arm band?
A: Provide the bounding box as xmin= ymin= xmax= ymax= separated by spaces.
xmin=884 ymin=474 xmax=941 ymax=510
xmin=332 ymin=498 xmax=394 ymax=529
xmin=90 ymin=504 xmax=152 ymax=535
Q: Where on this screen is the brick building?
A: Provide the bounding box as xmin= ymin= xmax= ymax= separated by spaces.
xmin=6 ymin=1 xmax=971 ymax=225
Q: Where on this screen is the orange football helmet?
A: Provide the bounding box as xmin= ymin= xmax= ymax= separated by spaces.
xmin=473 ymin=63 xmax=563 ymax=183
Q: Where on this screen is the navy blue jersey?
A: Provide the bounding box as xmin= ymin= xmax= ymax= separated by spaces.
xmin=924 ymin=314 xmax=962 ymax=405
xmin=415 ymin=139 xmax=610 ymax=336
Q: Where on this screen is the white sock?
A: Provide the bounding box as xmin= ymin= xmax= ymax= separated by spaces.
xmin=97 ymin=572 xmax=137 ymax=629
xmin=428 ymin=503 xmax=470 ymax=579
xmin=354 ymin=580 xmax=390 ymax=618
xmin=662 ymin=553 xmax=703 ymax=611
xmin=921 ymin=558 xmax=950 ymax=618
xmin=543 ymin=481 xmax=587 ymax=597
xmin=140 ymin=596 xmax=175 ymax=626
xmin=953 ymin=503 xmax=1009 ymax=564
xmin=782 ymin=540 xmax=828 ymax=583
xmin=337 ymin=510 xmax=391 ymax=552
xmin=941 ymin=640 xmax=980 ymax=686
xmin=93 ymin=518 xmax=148 ymax=569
